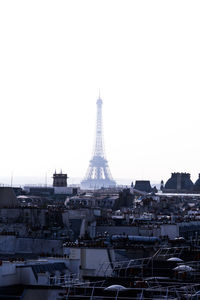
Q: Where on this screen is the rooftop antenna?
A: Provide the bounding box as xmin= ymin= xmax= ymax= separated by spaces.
xmin=99 ymin=88 xmax=101 ymax=99
xmin=11 ymin=172 xmax=13 ymax=187
xmin=45 ymin=172 xmax=47 ymax=187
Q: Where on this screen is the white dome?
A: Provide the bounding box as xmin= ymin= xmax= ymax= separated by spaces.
xmin=104 ymin=285 xmax=126 ymax=291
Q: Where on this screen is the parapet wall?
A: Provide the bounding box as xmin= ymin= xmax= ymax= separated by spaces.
xmin=0 ymin=236 xmax=63 ymax=255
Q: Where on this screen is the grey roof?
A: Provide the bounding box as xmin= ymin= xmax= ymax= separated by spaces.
xmin=194 ymin=174 xmax=200 ymax=191
xmin=134 ymin=181 xmax=152 ymax=193
xmin=0 ymin=187 xmax=20 ymax=208
xmin=165 ymin=173 xmax=193 ymax=191
xmin=18 ymin=262 xmax=68 ymax=280
xmin=32 ymin=262 xmax=67 ymax=274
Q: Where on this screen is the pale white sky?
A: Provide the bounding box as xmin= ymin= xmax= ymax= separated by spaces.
xmin=0 ymin=0 xmax=200 ymax=186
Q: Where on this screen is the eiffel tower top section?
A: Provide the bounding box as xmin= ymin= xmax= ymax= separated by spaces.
xmin=81 ymin=94 xmax=116 ymax=189
xmin=93 ymin=96 xmax=105 ymax=158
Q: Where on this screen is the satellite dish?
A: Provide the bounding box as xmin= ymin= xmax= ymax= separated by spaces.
xmin=173 ymin=265 xmax=194 ymax=272
xmin=167 ymin=257 xmax=183 ymax=262
xmin=104 ymin=285 xmax=127 ymax=291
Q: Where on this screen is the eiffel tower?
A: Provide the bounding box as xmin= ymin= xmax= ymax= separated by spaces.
xmin=81 ymin=95 xmax=116 ymax=189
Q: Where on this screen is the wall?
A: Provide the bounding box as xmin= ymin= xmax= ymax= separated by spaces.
xmin=0 ymin=236 xmax=63 ymax=255
xmin=63 ymin=247 xmax=80 ymax=274
xmin=64 ymin=247 xmax=115 ymax=277
xmin=160 ymin=224 xmax=179 ymax=239
xmin=54 ymin=187 xmax=68 ymax=194
xmin=16 ymin=238 xmax=63 ymax=255
xmin=81 ymin=248 xmax=115 ymax=276
xmin=17 ymin=266 xmax=36 ymax=285
xmin=96 ymin=226 xmax=139 ymax=236
xmin=0 ymin=236 xmax=16 ymax=254
xmin=0 ymin=262 xmax=18 ymax=286
xmin=23 ymin=288 xmax=62 ymax=300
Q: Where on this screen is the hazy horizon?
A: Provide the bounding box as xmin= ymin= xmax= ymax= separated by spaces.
xmin=0 ymin=174 xmax=198 ymax=189
xmin=0 ymin=175 xmax=160 ymax=188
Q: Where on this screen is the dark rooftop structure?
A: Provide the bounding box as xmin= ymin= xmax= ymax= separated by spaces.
xmin=53 ymin=171 xmax=68 ymax=187
xmin=163 ymin=172 xmax=194 ymax=193
xmin=134 ymin=180 xmax=153 ymax=193
xmin=0 ymin=187 xmax=20 ymax=208
xmin=28 ymin=187 xmax=54 ymax=196
xmin=194 ymin=174 xmax=200 ymax=192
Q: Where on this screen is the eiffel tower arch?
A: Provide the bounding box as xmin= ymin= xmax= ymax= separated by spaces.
xmin=81 ymin=95 xmax=116 ymax=189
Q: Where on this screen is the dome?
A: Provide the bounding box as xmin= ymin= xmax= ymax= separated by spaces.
xmin=194 ymin=174 xmax=200 ymax=191
xmin=165 ymin=173 xmax=193 ymax=192
xmin=165 ymin=173 xmax=177 ymax=190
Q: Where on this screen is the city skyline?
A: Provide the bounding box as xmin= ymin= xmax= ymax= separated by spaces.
xmin=0 ymin=1 xmax=200 ymax=185
xmin=1 ymin=2 xmax=200 ymax=298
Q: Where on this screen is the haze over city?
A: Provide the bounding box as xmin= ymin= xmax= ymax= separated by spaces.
xmin=1 ymin=0 xmax=200 ymax=186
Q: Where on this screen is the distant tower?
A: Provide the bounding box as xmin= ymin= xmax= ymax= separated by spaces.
xmin=81 ymin=95 xmax=116 ymax=189
xmin=160 ymin=180 xmax=164 ymax=191
xmin=53 ymin=170 xmax=68 ymax=194
xmin=53 ymin=170 xmax=68 ymax=187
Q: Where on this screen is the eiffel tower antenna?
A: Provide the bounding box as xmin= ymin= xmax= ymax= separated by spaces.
xmin=81 ymin=94 xmax=116 ymax=189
